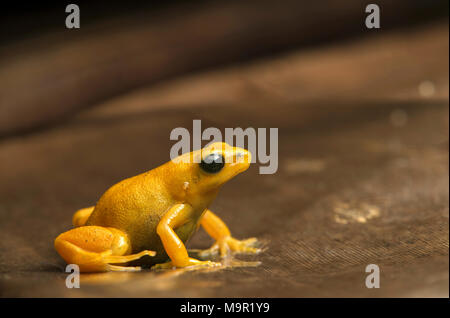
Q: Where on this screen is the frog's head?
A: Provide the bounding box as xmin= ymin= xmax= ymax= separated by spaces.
xmin=168 ymin=142 xmax=251 ymax=198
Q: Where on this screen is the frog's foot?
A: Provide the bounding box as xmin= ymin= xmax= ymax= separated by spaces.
xmin=199 ymin=236 xmax=261 ymax=258
xmin=103 ymin=250 xmax=156 ymax=271
xmin=72 ymin=206 xmax=95 ymax=227
xmin=55 ymin=226 xmax=156 ymax=272
xmin=152 ymin=257 xmax=220 ymax=270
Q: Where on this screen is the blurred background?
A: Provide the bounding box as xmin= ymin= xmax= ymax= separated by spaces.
xmin=0 ymin=0 xmax=448 ymax=297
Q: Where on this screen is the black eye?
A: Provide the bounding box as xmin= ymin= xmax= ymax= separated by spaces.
xmin=200 ymin=153 xmax=225 ymax=173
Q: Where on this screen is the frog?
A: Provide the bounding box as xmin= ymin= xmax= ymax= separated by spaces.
xmin=54 ymin=142 xmax=260 ymax=272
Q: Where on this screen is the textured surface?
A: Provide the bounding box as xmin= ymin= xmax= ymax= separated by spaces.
xmin=0 ymin=21 xmax=448 ymax=297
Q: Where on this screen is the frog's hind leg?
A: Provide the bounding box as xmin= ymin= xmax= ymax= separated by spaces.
xmin=54 ymin=226 xmax=155 ymax=272
xmin=72 ymin=206 xmax=95 ymax=227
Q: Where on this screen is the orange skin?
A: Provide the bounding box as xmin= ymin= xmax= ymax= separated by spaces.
xmin=54 ymin=142 xmax=260 ymax=272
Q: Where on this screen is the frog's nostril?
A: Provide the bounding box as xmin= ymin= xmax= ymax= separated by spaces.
xmin=233 ymin=152 xmax=244 ymax=163
xmin=233 ymin=150 xmax=250 ymax=164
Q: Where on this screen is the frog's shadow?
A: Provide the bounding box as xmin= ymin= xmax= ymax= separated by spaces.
xmin=79 ymin=254 xmax=262 ymax=288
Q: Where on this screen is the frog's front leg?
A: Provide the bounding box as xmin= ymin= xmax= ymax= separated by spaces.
xmin=199 ymin=209 xmax=261 ymax=258
xmin=152 ymin=204 xmax=219 ymax=269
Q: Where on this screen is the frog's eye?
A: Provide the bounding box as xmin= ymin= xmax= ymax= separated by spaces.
xmin=200 ymin=153 xmax=225 ymax=173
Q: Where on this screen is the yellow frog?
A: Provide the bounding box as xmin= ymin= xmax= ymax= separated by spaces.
xmin=54 ymin=142 xmax=260 ymax=272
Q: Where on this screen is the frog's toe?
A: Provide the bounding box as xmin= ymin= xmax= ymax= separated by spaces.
xmin=187 ymin=259 xmax=221 ymax=268
xmin=220 ymin=237 xmax=262 ymax=257
xmin=199 ymin=237 xmax=262 ymax=259
xmin=198 ymin=241 xmax=232 ymax=258
xmin=198 ymin=244 xmax=220 ymax=259
xmin=227 ymin=237 xmax=261 ymax=253
xmin=152 ymin=258 xmax=220 ymax=270
xmin=227 ymin=237 xmax=262 ymax=255
xmin=237 ymin=237 xmax=258 ymax=247
xmin=230 ymin=244 xmax=261 ymax=255
xmin=106 ymin=264 xmax=142 ymax=272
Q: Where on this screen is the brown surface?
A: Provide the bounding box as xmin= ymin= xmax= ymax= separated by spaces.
xmin=0 ymin=21 xmax=448 ymax=297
